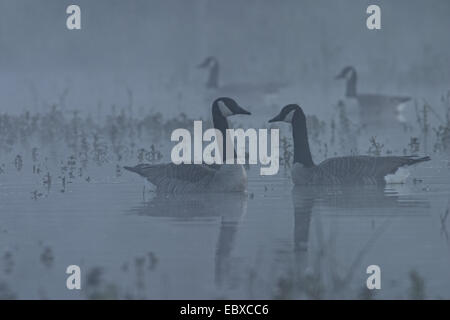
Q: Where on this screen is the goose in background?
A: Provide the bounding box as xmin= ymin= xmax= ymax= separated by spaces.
xmin=335 ymin=66 xmax=411 ymax=125
xmin=198 ymin=56 xmax=220 ymax=89
xmin=124 ymin=97 xmax=251 ymax=193
xmin=269 ymin=104 xmax=430 ymax=185
xmin=197 ymin=56 xmax=287 ymax=107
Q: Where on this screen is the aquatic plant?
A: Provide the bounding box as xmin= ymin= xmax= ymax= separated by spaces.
xmin=279 ymin=136 xmax=293 ymax=170
xmin=408 ymin=270 xmax=426 ymax=300
xmin=433 ymin=91 xmax=450 ymax=153
xmin=408 ymin=137 xmax=421 ymax=154
xmin=416 ymin=101 xmax=431 ymax=153
xmin=0 ymin=103 xmax=193 ymax=167
xmin=329 ymin=118 xmax=336 ymax=148
xmin=367 ymin=136 xmax=384 ymax=156
xmin=14 ymin=154 xmax=23 ymax=171
xmin=336 ymin=100 xmax=358 ymax=155
xmin=306 ymin=114 xmax=326 ymax=145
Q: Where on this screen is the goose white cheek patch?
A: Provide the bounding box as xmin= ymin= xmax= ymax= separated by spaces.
xmin=218 ymin=101 xmax=233 ymax=117
xmin=284 ymin=110 xmax=295 ymax=123
xmin=384 ymin=167 xmax=410 ymax=184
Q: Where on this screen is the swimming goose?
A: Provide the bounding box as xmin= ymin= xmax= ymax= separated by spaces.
xmin=269 ymin=104 xmax=430 ymax=185
xmin=197 ymin=56 xmax=285 ymax=95
xmin=198 ymin=56 xmax=220 ymax=89
xmin=335 ymin=66 xmax=411 ymax=124
xmin=124 ymin=97 xmax=251 ymax=193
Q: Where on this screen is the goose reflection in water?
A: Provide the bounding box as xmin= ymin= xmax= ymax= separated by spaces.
xmin=128 ymin=192 xmax=248 ymax=290
xmin=290 ymin=185 xmax=430 ymax=297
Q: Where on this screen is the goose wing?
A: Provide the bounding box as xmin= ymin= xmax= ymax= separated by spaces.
xmin=317 ymin=155 xmax=429 ymax=184
xmin=124 ymin=163 xmax=217 ymax=191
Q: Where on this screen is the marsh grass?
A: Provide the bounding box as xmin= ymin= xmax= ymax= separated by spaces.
xmin=280 ymin=136 xmax=293 ymax=170
xmin=433 ymin=91 xmax=450 ymax=153
xmin=408 ymin=270 xmax=426 ymax=300
xmin=1 ymin=90 xmax=449 ymax=197
xmin=0 ymin=104 xmax=199 ymax=196
xmin=367 ymin=137 xmax=384 ymax=156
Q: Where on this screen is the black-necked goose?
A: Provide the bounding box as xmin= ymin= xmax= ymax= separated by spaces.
xmin=269 ymin=104 xmax=430 ymax=185
xmin=335 ymin=66 xmax=411 ymax=124
xmin=197 ymin=56 xmax=286 ymax=96
xmin=124 ymin=97 xmax=251 ymax=193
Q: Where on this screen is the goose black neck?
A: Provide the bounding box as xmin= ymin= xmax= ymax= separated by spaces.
xmin=345 ymin=68 xmax=357 ymax=97
xmin=212 ymin=107 xmax=233 ymax=162
xmin=207 ymin=59 xmax=219 ymax=89
xmin=292 ymin=110 xmax=315 ymax=168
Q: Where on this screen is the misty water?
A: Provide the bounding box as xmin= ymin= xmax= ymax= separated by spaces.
xmin=0 ymin=164 xmax=449 ymax=299
xmin=1 ymin=0 xmax=450 ymax=300
xmin=1 ymin=103 xmax=450 ymax=299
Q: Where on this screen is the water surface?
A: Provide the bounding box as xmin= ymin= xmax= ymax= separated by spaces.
xmin=1 ymin=162 xmax=449 ymax=299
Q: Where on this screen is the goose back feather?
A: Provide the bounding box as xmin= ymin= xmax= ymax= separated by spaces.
xmin=293 ymin=155 xmax=430 ymax=185
xmin=336 ymin=66 xmax=411 ymax=123
xmin=124 ymin=163 xmax=247 ymax=193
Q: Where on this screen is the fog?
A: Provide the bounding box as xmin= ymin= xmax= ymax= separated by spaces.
xmin=0 ymin=0 xmax=449 ymax=115
xmin=1 ymin=1 xmax=450 ymax=300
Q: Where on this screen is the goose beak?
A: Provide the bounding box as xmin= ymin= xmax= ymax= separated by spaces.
xmin=334 ymin=74 xmax=343 ymax=80
xmin=236 ymin=105 xmax=251 ymax=115
xmin=268 ymin=113 xmax=282 ymax=123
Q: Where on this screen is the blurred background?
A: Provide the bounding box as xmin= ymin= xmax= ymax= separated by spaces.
xmin=0 ymin=0 xmax=449 ymax=116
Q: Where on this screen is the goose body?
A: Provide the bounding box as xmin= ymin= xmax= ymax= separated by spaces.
xmin=291 ymin=155 xmax=430 ymax=186
xmin=124 ymin=163 xmax=247 ymax=193
xmin=124 ymin=97 xmax=250 ymax=193
xmin=198 ymin=56 xmax=286 ymax=105
xmin=336 ymin=66 xmax=411 ymax=123
xmin=269 ymin=104 xmax=430 ymax=186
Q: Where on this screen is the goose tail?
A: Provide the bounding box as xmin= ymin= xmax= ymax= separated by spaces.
xmin=406 ymin=156 xmax=431 ymax=166
xmin=123 ymin=164 xmax=156 ymax=177
xmin=399 ymin=96 xmax=411 ymax=103
xmin=123 ymin=165 xmax=139 ymax=173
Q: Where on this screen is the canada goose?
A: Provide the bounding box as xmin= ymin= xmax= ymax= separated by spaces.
xmin=198 ymin=56 xmax=220 ymax=89
xmin=335 ymin=66 xmax=411 ymax=124
xmin=269 ymin=104 xmax=430 ymax=185
xmin=197 ymin=56 xmax=285 ymax=101
xmin=124 ymin=97 xmax=251 ymax=193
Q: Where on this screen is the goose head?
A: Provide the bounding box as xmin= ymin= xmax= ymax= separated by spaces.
xmin=197 ymin=56 xmax=218 ymax=69
xmin=269 ymin=104 xmax=315 ymax=168
xmin=335 ymin=66 xmax=356 ymax=80
xmin=212 ymin=97 xmax=251 ymax=118
xmin=335 ymin=66 xmax=357 ymax=97
xmin=268 ymin=104 xmax=303 ymax=124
